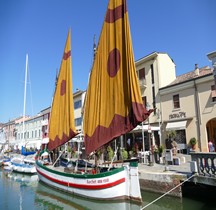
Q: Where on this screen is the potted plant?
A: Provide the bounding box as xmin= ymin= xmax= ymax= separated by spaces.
xmin=153 ymin=145 xmax=159 ymax=163
xmin=121 ymin=148 xmax=128 ymax=160
xmin=107 ymin=146 xmax=114 ymax=161
xmin=132 ymin=143 xmax=139 ymax=157
xmin=189 ymin=137 xmax=197 ymax=150
xmin=158 ymin=145 xmax=164 ymax=157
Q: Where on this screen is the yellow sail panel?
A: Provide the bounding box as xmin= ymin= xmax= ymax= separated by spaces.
xmin=48 ymin=30 xmax=77 ymax=151
xmin=83 ymin=0 xmax=151 ymax=155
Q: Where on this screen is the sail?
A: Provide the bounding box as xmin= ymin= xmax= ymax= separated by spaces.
xmin=48 ymin=30 xmax=77 ymax=151
xmin=83 ymin=0 xmax=152 ymax=155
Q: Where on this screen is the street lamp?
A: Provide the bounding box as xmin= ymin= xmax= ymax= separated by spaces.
xmin=146 ymin=102 xmax=154 ymax=166
xmin=141 ymin=121 xmax=145 ymax=153
xmin=157 ymin=109 xmax=162 ymax=146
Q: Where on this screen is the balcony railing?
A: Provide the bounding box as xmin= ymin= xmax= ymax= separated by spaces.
xmin=139 ymin=79 xmax=147 ymax=88
xmin=41 ymin=119 xmax=48 ymax=126
xmin=191 ymin=152 xmax=216 ymax=177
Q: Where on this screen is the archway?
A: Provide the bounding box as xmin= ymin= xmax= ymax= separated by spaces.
xmin=206 ymin=118 xmax=216 ymax=149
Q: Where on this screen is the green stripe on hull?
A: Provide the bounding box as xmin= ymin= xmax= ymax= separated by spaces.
xmin=36 ymin=161 xmax=125 ymax=178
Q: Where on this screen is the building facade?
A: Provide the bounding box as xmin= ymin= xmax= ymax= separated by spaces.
xmin=73 ymin=90 xmax=86 ymax=133
xmin=2 ymin=51 xmax=215 ymax=154
xmin=160 ymin=65 xmax=216 ymax=152
xmin=132 ymin=52 xmax=176 ymax=150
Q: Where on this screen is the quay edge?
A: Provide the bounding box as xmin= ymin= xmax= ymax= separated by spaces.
xmin=138 ymin=169 xmax=189 ymax=197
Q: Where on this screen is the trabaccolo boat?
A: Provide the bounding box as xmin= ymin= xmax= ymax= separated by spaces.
xmin=36 ymin=0 xmax=152 ymax=202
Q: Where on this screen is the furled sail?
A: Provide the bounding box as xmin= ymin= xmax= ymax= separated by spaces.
xmin=83 ymin=0 xmax=151 ymax=155
xmin=48 ymin=30 xmax=77 ymax=151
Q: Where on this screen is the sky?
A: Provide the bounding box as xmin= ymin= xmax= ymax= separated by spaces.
xmin=0 ymin=0 xmax=215 ymax=123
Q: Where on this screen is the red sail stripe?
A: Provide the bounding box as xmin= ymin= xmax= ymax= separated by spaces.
xmin=105 ymin=2 xmax=127 ymax=23
xmin=63 ymin=51 xmax=71 ymax=60
xmin=37 ymin=168 xmax=125 ymax=190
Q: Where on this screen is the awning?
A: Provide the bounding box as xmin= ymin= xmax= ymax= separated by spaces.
xmin=166 ymin=120 xmax=187 ymax=131
xmin=130 ymin=125 xmax=160 ymax=133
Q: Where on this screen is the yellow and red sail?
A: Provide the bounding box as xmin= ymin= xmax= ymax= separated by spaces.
xmin=83 ymin=0 xmax=151 ymax=155
xmin=48 ymin=30 xmax=77 ymax=151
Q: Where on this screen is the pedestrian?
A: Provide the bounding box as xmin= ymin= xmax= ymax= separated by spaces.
xmin=171 ymin=139 xmax=178 ymax=155
xmin=208 ymin=139 xmax=215 ymax=152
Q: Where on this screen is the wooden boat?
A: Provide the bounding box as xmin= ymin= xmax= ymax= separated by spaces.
xmin=36 ymin=0 xmax=152 ymax=202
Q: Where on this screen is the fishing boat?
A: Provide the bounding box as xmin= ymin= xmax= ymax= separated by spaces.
xmin=36 ymin=0 xmax=152 ymax=202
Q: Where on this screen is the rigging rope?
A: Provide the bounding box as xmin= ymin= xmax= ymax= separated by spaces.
xmin=140 ymin=173 xmax=197 ymax=210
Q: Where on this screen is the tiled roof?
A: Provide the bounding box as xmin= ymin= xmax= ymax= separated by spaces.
xmin=169 ymin=66 xmax=212 ymax=86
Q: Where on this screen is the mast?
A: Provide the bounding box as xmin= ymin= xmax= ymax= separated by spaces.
xmin=93 ymin=34 xmax=97 ymax=60
xmin=22 ymin=54 xmax=28 ymax=145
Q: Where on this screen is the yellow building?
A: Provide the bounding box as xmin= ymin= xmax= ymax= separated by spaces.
xmin=160 ymin=65 xmax=216 ymax=152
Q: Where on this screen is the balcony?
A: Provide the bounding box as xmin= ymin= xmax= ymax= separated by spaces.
xmin=41 ymin=119 xmax=48 ymax=126
xmin=190 ymin=152 xmax=216 ymax=186
xmin=139 ymin=79 xmax=147 ymax=88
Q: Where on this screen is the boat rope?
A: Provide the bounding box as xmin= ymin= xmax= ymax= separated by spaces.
xmin=140 ymin=173 xmax=197 ymax=210
xmin=108 ymin=147 xmax=118 ymax=171
xmin=53 ymin=150 xmax=64 ymax=166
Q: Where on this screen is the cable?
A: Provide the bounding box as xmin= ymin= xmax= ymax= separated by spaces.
xmin=140 ymin=173 xmax=197 ymax=210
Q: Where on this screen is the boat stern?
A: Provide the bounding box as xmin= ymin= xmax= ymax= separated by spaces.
xmin=125 ymin=161 xmax=142 ymax=202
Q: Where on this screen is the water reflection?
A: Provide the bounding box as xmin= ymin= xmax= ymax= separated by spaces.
xmin=1 ymin=168 xmax=214 ymax=210
xmin=35 ymin=182 xmax=142 ymax=210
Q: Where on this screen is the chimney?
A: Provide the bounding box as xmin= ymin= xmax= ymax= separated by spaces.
xmin=194 ymin=64 xmax=199 ymax=76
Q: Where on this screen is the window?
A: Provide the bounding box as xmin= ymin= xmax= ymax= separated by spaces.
xmin=173 ymin=94 xmax=180 ymax=109
xmin=75 ymin=117 xmax=82 ymax=126
xmin=138 ymin=68 xmax=145 ymax=80
xmin=211 ymin=85 xmax=216 ymax=102
xmin=142 ymin=96 xmax=146 ymax=107
xmin=74 ymin=100 xmax=82 ymax=109
xmin=150 ymin=64 xmax=155 ymax=84
xmin=152 ymin=86 xmax=156 ymax=114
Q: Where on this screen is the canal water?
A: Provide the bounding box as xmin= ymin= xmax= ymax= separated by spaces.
xmin=0 ymin=168 xmax=215 ymax=210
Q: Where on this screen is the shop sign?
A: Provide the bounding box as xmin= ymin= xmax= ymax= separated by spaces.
xmin=169 ymin=112 xmax=186 ymax=120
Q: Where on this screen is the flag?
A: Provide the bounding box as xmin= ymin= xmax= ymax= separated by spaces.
xmin=48 ymin=30 xmax=77 ymax=151
xmin=83 ymin=0 xmax=151 ymax=155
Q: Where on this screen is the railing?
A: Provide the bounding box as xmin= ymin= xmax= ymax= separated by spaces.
xmin=139 ymin=79 xmax=146 ymax=87
xmin=191 ymin=152 xmax=216 ymax=177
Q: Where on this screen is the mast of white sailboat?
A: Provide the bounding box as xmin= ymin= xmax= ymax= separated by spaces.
xmin=22 ymin=54 xmax=28 ymax=147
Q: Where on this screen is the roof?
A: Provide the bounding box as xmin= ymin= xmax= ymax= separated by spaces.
xmin=135 ymin=51 xmax=174 ymax=65
xmin=161 ymin=66 xmax=213 ymax=89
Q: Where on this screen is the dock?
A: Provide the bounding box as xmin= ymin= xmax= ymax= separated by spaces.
xmin=138 ymin=152 xmax=216 ymax=197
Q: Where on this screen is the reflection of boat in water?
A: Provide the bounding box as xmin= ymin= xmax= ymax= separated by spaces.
xmin=35 ymin=182 xmax=142 ymax=210
xmin=3 ymin=169 xmax=38 ymax=183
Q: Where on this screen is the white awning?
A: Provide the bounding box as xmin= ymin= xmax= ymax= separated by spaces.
xmin=166 ymin=121 xmax=187 ymax=131
xmin=130 ymin=125 xmax=160 ymax=133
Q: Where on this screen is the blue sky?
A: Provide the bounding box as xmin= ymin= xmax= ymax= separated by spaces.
xmin=0 ymin=0 xmax=215 ymax=123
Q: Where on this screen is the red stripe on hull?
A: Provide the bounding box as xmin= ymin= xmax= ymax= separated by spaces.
xmin=37 ymin=167 xmax=125 ymax=190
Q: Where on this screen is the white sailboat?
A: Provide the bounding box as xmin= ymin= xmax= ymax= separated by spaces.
xmin=10 ymin=54 xmax=37 ymax=174
xmin=36 ymin=0 xmax=152 ymax=202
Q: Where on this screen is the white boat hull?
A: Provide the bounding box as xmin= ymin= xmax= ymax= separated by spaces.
xmin=36 ymin=160 xmax=142 ymax=202
xmin=9 ymin=156 xmax=36 ymax=174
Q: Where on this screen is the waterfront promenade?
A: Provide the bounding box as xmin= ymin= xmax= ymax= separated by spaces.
xmin=138 ymin=153 xmax=192 ymax=197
